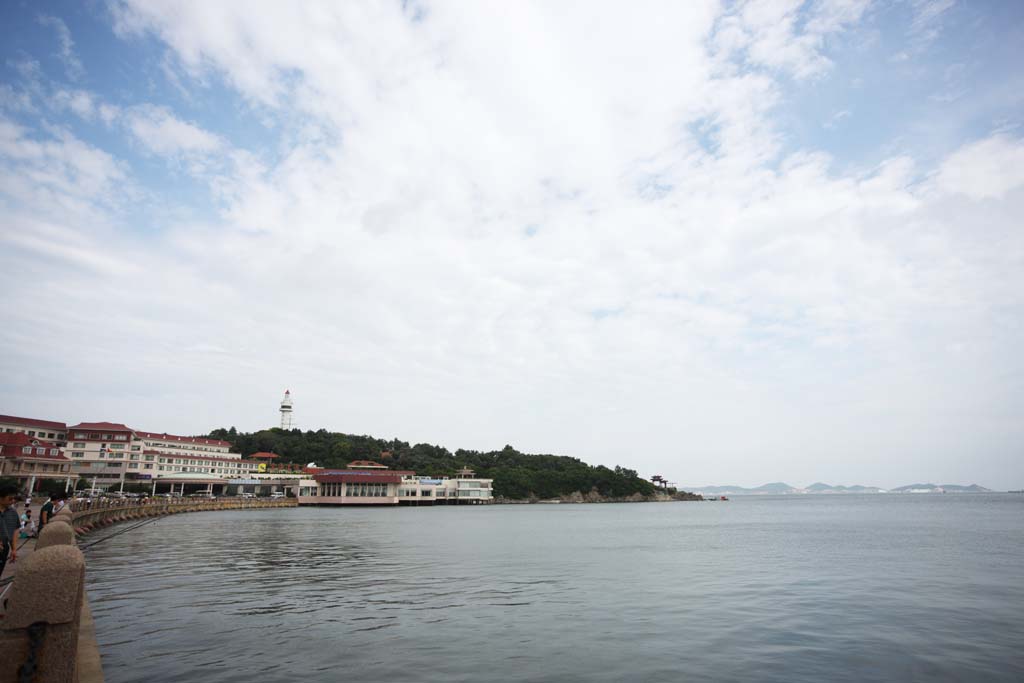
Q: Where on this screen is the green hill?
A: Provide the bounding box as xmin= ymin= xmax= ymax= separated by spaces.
xmin=208 ymin=427 xmax=657 ymax=501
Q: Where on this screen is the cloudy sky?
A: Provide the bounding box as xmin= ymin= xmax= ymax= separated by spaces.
xmin=1 ymin=1 xmax=1022 ymax=489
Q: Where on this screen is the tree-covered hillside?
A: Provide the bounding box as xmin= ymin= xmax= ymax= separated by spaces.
xmin=207 ymin=427 xmax=657 ymax=500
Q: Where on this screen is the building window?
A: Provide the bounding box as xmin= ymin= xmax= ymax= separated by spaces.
xmin=115 ymin=434 xmax=128 ymax=441
xmin=106 ymin=462 xmax=119 ymax=468
xmin=144 ymin=464 xmax=152 ymax=469
xmin=102 ymin=434 xmax=111 ymax=440
xmin=73 ymin=442 xmax=86 ymax=448
xmin=75 ymin=433 xmax=87 ymax=439
xmin=131 ymin=445 xmax=141 ymax=451
xmin=28 ymin=431 xmax=36 ymax=436
xmin=50 ymin=448 xmax=59 ymax=456
xmin=129 ymin=454 xmax=139 ymax=461
xmin=72 ymin=451 xmax=85 ymax=458
xmin=22 ymin=446 xmax=32 ymax=454
xmin=145 ymin=455 xmax=154 ymax=462
xmin=110 ymin=444 xmax=125 ymax=450
xmin=129 ymin=463 xmax=139 ymax=469
xmin=36 ymin=447 xmax=45 ymax=455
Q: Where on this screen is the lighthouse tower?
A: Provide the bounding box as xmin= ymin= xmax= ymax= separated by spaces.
xmin=279 ymin=390 xmax=294 ymax=429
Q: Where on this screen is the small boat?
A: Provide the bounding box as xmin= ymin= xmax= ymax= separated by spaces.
xmin=720 ymin=496 xmax=729 ymax=501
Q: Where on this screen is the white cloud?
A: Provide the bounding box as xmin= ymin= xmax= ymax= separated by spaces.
xmin=933 ymin=134 xmax=1024 ymax=200
xmin=124 ymin=104 xmax=224 ymax=157
xmin=911 ymin=0 xmax=956 ymax=42
xmin=2 ymin=2 xmax=1022 ymax=489
xmin=823 ymin=109 xmax=852 ymax=129
xmin=37 ymin=14 xmax=85 ymax=80
xmin=712 ymin=0 xmax=871 ymax=79
xmin=0 ymin=116 xmax=129 ymax=221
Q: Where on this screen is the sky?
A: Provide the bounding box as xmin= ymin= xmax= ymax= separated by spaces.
xmin=1 ymin=0 xmax=1022 ymax=490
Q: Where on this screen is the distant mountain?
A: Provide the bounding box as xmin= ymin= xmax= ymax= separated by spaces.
xmin=806 ymin=482 xmax=886 ymax=494
xmin=685 ymin=482 xmax=886 ymax=495
xmin=685 ymin=482 xmax=802 ymax=495
xmin=685 ymin=481 xmax=994 ymax=495
xmin=753 ymin=482 xmax=797 ymax=494
xmin=891 ymin=483 xmax=992 ymax=493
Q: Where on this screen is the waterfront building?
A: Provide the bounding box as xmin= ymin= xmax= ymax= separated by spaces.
xmin=0 ymin=431 xmax=77 ymax=491
xmin=397 ymin=468 xmax=494 ymax=505
xmin=0 ymin=414 xmax=68 ymax=445
xmin=297 ymin=461 xmax=494 ymax=506
xmin=249 ymin=453 xmax=306 ymax=473
xmin=66 ymin=421 xmax=260 ymax=491
xmin=297 ymin=460 xmax=404 ymax=505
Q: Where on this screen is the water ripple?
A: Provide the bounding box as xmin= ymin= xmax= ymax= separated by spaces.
xmin=85 ymin=497 xmax=1024 ymax=682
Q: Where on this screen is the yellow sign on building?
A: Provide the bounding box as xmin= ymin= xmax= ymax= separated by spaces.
xmin=258 ymin=463 xmax=267 ymax=472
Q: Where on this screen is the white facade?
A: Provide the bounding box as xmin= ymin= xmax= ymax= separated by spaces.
xmin=397 ymin=471 xmax=494 ymax=504
xmin=0 ymin=416 xmax=67 ymax=444
xmin=67 ymin=422 xmax=257 ymax=490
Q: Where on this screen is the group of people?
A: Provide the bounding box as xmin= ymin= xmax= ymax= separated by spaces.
xmin=0 ymin=487 xmax=68 ymax=577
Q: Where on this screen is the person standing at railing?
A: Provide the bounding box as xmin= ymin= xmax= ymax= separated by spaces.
xmin=0 ymin=485 xmax=21 ymax=576
xmin=39 ymin=492 xmax=59 ymax=533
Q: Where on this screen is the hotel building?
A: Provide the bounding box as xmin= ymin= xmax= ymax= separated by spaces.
xmin=0 ymin=415 xmax=68 ymax=445
xmin=66 ymin=421 xmax=261 ymax=491
xmin=0 ymin=431 xmax=76 ymax=492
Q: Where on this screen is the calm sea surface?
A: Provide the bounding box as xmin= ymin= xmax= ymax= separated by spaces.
xmin=84 ymin=494 xmax=1024 ymax=682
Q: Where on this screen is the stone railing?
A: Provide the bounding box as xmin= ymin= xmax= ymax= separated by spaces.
xmin=0 ymin=499 xmax=295 ymax=682
xmin=70 ymin=498 xmax=296 ymax=534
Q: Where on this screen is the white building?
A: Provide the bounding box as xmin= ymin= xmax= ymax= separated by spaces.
xmin=296 ymin=462 xmax=494 ymax=506
xmin=397 ymin=468 xmax=494 ymax=505
xmin=0 ymin=414 xmax=67 ymax=445
xmin=66 ymin=421 xmax=259 ymax=491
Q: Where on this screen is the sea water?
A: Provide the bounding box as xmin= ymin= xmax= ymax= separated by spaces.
xmin=85 ymin=494 xmax=1024 ymax=682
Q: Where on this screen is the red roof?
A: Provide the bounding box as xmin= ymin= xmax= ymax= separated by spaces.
xmin=0 ymin=415 xmax=67 ymax=431
xmin=315 ymin=472 xmax=401 ymax=485
xmin=347 ymin=460 xmax=387 ymax=469
xmin=69 ymin=422 xmax=133 ymax=432
xmin=0 ymin=432 xmax=68 ymax=460
xmin=250 ymin=452 xmax=279 ymax=459
xmin=134 ymin=431 xmax=231 ymax=447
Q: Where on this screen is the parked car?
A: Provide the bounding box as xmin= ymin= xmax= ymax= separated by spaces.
xmin=270 ymin=492 xmax=286 ymax=499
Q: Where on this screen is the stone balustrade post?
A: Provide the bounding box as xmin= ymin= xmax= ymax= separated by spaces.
xmin=36 ymin=520 xmax=76 ymax=550
xmin=0 ymin=545 xmax=85 ymax=683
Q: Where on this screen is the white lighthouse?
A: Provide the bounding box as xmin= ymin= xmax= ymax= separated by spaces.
xmin=279 ymin=389 xmax=294 ymax=429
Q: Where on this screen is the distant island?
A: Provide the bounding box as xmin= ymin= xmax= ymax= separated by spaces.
xmin=685 ymin=482 xmax=995 ymax=495
xmin=207 ymin=426 xmax=697 ymax=502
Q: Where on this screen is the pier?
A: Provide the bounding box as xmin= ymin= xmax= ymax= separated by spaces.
xmin=0 ymin=498 xmax=296 ymax=682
